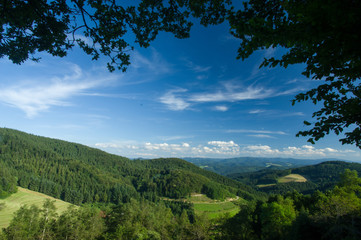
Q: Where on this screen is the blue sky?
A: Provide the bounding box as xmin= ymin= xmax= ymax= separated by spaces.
xmin=1 ymin=21 xmax=360 ymax=161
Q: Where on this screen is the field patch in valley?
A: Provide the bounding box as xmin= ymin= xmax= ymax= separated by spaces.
xmin=278 ymin=174 xmax=307 ymax=183
xmin=189 ymin=193 xmax=240 ymax=219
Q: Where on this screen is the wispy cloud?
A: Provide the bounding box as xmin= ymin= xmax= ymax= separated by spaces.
xmin=226 ymin=129 xmax=287 ymax=135
xmin=0 ymin=64 xmax=117 ymax=118
xmin=247 ymin=134 xmax=276 ymax=139
xmin=131 ymin=48 xmax=172 ymax=75
xmin=214 ymin=105 xmax=229 ymax=112
xmin=264 ymin=47 xmax=277 ymax=58
xmin=0 ymin=48 xmax=175 ymax=118
xmin=159 ymin=82 xmax=279 ymax=111
xmin=159 ymin=88 xmax=190 ymax=111
xmin=183 ymin=59 xmax=212 ymax=73
xmin=249 ymin=109 xmax=266 ymax=114
xmin=189 ymin=86 xmax=274 ymax=103
xmin=157 ymin=135 xmax=194 ymax=141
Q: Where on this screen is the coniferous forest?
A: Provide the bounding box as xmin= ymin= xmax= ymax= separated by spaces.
xmin=1 ymin=128 xmax=361 ymax=240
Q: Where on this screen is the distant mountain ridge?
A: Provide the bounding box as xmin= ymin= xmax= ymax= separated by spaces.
xmin=183 ymin=157 xmax=343 ymax=175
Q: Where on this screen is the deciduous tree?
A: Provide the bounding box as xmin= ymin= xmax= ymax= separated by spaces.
xmin=227 ymin=0 xmax=361 ymax=148
xmin=0 ymin=0 xmax=229 ymax=71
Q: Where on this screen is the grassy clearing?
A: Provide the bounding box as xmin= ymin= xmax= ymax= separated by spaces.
xmin=278 ymin=174 xmax=307 ymax=183
xmin=257 ymin=183 xmax=276 ymax=188
xmin=194 ymin=201 xmax=239 ymax=219
xmin=189 ymin=194 xmax=240 ymax=219
xmin=0 ymin=187 xmax=73 ymax=229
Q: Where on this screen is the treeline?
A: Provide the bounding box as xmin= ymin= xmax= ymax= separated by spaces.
xmin=0 ymin=199 xmax=210 ymax=240
xmin=0 ymin=128 xmax=260 ymax=204
xmin=0 ymin=164 xmax=17 ymax=198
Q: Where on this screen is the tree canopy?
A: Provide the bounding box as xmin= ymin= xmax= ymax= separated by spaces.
xmin=0 ymin=0 xmax=230 ymax=71
xmin=227 ymin=0 xmax=361 ymax=148
xmin=1 ymin=0 xmax=360 ymax=148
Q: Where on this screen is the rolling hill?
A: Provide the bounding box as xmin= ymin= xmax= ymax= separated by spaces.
xmin=229 ymin=161 xmax=361 ymax=194
xmin=0 ymin=128 xmax=262 ymax=206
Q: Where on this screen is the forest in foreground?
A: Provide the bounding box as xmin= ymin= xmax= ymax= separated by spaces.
xmin=1 ymin=128 xmax=361 ymax=239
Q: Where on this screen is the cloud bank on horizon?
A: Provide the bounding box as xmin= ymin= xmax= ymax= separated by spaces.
xmin=95 ymin=140 xmax=358 ymax=160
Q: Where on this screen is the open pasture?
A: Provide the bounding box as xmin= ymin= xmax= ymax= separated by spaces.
xmin=189 ymin=194 xmax=240 ymax=219
xmin=278 ymin=174 xmax=307 ymax=183
xmin=0 ymin=187 xmax=72 ymax=229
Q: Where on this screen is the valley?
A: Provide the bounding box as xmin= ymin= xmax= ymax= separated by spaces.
xmin=1 ymin=128 xmax=361 ymax=240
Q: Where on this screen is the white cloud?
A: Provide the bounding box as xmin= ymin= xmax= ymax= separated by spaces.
xmin=249 ymin=109 xmax=266 ymax=114
xmin=95 ymin=140 xmax=241 ymax=158
xmin=95 ymin=140 xmax=358 ymax=160
xmin=214 ymin=105 xmax=229 ymax=112
xmin=227 ymin=129 xmax=287 ymax=135
xmin=208 ymin=140 xmax=238 ymax=147
xmin=276 ymin=87 xmax=305 ymax=97
xmin=284 ymin=112 xmax=305 ymax=117
xmin=245 ymin=145 xmax=276 ymax=153
xmin=242 ymin=144 xmax=354 ymax=158
xmin=189 ymin=86 xmax=274 ymax=103
xmin=264 ymin=47 xmax=277 ymax=58
xmin=324 ymin=147 xmax=338 ymax=153
xmin=248 ymin=109 xmax=305 ymax=118
xmin=159 ymin=89 xmax=190 ymax=111
xmin=182 ymin=143 xmax=190 ymax=148
xmin=247 ymin=134 xmax=275 ymax=139
xmin=131 ymin=48 xmax=172 ymax=75
xmin=0 ymin=64 xmax=117 ymax=118
xmin=159 ymin=81 xmax=281 ymax=111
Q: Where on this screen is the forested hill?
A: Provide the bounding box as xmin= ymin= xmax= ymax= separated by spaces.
xmin=0 ymin=128 xmax=260 ymax=205
xmin=229 ymin=161 xmax=361 ymax=194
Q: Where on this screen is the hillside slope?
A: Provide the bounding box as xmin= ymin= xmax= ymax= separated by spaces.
xmin=0 ymin=187 xmax=72 ymax=229
xmin=0 ymin=128 xmax=260 ymax=205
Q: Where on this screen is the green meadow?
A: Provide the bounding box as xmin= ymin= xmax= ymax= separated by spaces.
xmin=278 ymin=174 xmax=307 ymax=183
xmin=189 ymin=194 xmax=240 ymax=219
xmin=257 ymin=174 xmax=307 ymax=188
xmin=0 ymin=187 xmax=73 ymax=229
